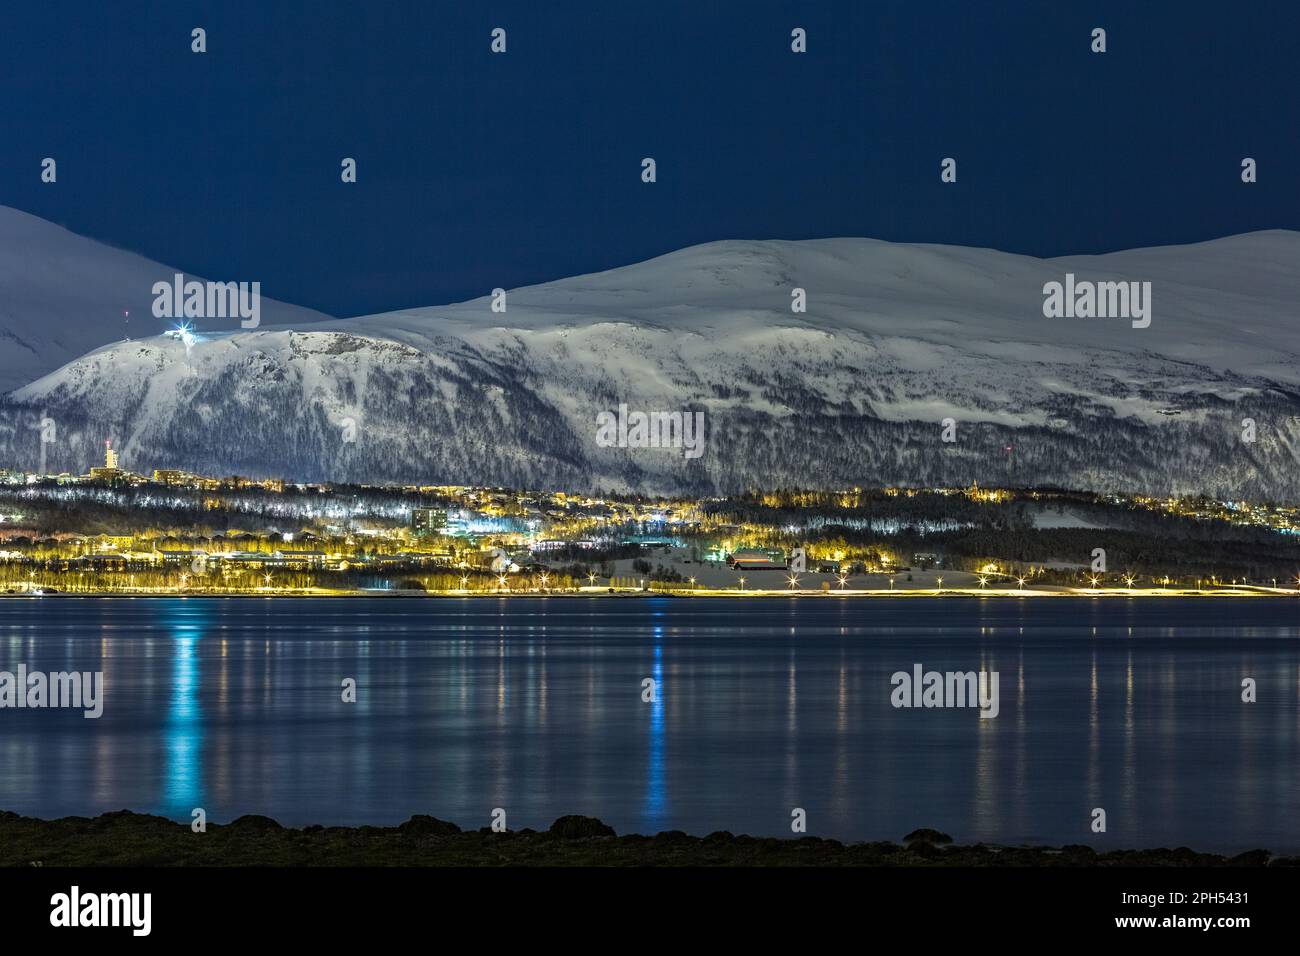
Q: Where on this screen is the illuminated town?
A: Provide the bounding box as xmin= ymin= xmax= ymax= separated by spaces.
xmin=1 ymin=442 xmax=1297 ymax=597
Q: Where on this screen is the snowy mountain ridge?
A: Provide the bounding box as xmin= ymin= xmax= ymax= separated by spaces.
xmin=0 ymin=205 xmax=332 ymax=394
xmin=3 ymin=226 xmax=1300 ymax=497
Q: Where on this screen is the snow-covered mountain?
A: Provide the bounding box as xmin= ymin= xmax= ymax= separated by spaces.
xmin=4 ymin=229 xmax=1300 ymax=497
xmin=0 ymin=205 xmax=331 ymax=393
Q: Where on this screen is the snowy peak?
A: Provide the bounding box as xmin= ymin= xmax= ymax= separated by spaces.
xmin=332 ymin=231 xmax=1300 ymax=385
xmin=0 ymin=205 xmax=332 ymax=393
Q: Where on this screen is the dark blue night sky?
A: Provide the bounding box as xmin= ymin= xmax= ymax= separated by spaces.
xmin=0 ymin=0 xmax=1295 ymax=317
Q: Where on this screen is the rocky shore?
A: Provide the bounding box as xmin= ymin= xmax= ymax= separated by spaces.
xmin=0 ymin=810 xmax=1292 ymax=867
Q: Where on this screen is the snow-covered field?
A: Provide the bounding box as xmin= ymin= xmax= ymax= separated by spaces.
xmin=1023 ymin=505 xmax=1111 ymax=529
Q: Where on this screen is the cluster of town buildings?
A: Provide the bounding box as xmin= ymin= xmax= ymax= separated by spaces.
xmin=0 ymin=441 xmax=287 ymax=494
xmin=1129 ymin=493 xmax=1300 ymax=536
xmin=2 ymin=446 xmax=1299 ymax=580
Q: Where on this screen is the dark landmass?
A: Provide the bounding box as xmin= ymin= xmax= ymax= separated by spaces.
xmin=1 ymin=810 xmax=1293 ymax=867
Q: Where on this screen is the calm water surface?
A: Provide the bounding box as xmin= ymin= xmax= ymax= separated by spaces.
xmin=2 ymin=595 xmax=1298 ymax=851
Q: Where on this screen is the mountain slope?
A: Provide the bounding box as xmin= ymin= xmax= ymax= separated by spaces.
xmin=4 ymin=232 xmax=1300 ymax=497
xmin=0 ymin=205 xmax=331 ymax=393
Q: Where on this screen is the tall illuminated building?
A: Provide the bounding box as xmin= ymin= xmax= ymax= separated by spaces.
xmin=88 ymin=439 xmax=126 ymax=482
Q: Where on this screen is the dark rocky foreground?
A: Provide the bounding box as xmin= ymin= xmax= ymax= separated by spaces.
xmin=1 ymin=810 xmax=1294 ymax=866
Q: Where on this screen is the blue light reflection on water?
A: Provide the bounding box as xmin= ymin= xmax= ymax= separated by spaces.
xmin=643 ymin=626 xmax=666 ymax=829
xmin=1 ymin=595 xmax=1299 ymax=851
xmin=158 ymin=602 xmax=207 ymax=816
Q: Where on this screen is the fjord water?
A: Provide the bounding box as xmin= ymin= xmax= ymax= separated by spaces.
xmin=2 ymin=596 xmax=1298 ymax=852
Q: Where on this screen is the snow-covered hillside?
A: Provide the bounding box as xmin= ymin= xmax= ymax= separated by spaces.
xmin=0 ymin=206 xmax=331 ymax=393
xmin=4 ymin=230 xmax=1300 ymax=497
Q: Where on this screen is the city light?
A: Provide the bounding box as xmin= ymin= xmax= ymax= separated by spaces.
xmin=2 ymin=474 xmax=1298 ymax=600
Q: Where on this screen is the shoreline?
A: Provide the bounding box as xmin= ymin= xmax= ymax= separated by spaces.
xmin=1 ymin=809 xmax=1290 ymax=867
xmin=0 ymin=588 xmax=1293 ymax=600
